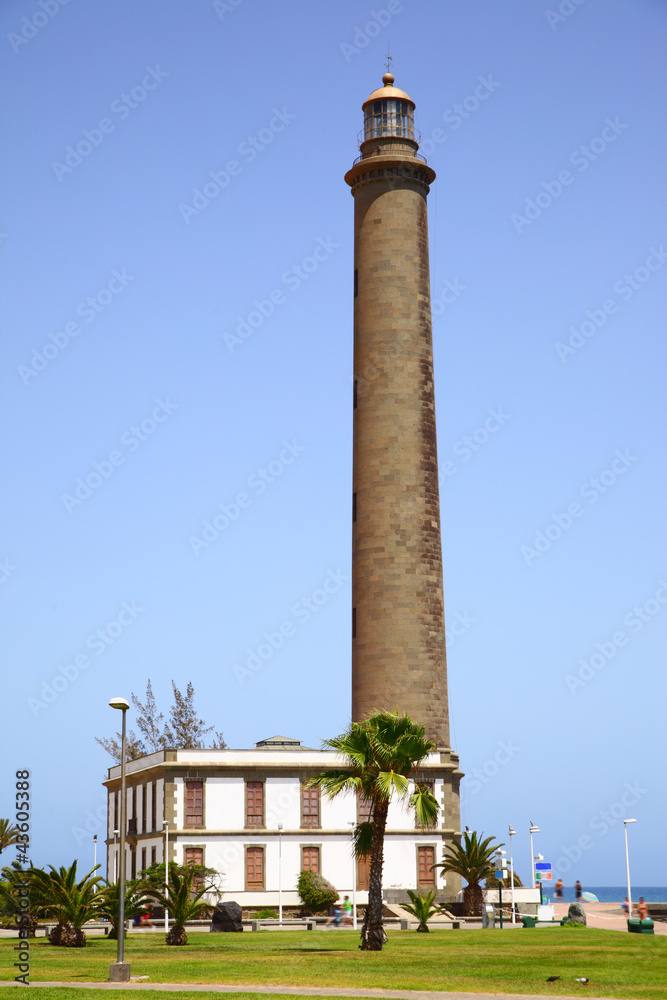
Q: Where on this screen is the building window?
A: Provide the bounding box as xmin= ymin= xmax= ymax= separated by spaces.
xmin=131 ymin=847 xmax=136 ymax=880
xmin=142 ymin=784 xmax=147 ymax=834
xmin=301 ymin=785 xmax=320 ymax=828
xmin=245 ymin=781 xmax=264 ymax=827
xmin=246 ymin=846 xmax=265 ymax=889
xmin=185 ymin=847 xmax=203 ymax=867
xmin=111 ymin=791 xmax=117 ymax=834
xmin=131 ymin=786 xmax=137 ymax=826
xmin=301 ymin=846 xmax=320 ymax=873
xmin=141 ymin=847 xmax=146 ymax=875
xmin=417 ymin=845 xmax=436 ymax=886
xmin=414 ymin=781 xmax=434 ymax=828
xmin=185 ymin=781 xmax=203 ymax=828
xmin=152 ymin=782 xmax=157 ymax=831
xmin=151 ymin=846 xmax=157 ymax=865
xmin=357 ymin=792 xmax=372 ymax=823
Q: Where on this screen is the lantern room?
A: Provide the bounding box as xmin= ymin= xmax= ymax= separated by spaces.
xmin=362 ymin=73 xmax=415 ymax=142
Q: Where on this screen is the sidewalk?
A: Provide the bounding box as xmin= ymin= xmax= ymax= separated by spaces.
xmin=551 ymin=900 xmax=666 ymax=935
xmin=0 ymin=983 xmax=623 ymax=999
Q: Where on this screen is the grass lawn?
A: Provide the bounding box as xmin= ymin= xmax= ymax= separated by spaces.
xmin=0 ymin=994 xmax=350 ymax=1000
xmin=0 ymin=927 xmax=665 ymax=999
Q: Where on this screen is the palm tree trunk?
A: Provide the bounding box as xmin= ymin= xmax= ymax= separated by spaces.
xmin=463 ymin=883 xmax=483 ymax=916
xmin=360 ymin=798 xmax=389 ymax=951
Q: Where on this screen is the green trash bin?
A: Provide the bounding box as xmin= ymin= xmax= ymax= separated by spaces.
xmin=521 ymin=916 xmax=536 ymax=928
xmin=627 ymin=918 xmax=654 ymax=934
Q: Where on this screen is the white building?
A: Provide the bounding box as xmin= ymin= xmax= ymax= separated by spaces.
xmin=103 ymin=735 xmax=463 ymax=907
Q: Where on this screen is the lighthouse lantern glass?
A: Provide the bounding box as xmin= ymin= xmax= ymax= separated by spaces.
xmin=364 ymin=99 xmax=414 ymax=141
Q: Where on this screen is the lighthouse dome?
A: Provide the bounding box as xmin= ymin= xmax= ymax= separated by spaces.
xmin=361 ymin=73 xmax=415 ymax=141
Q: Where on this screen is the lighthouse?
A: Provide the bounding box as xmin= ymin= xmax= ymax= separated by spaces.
xmin=347 ymin=74 xmax=455 ymax=756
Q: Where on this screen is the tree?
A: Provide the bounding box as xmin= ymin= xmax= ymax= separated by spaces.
xmin=0 ymin=862 xmax=39 ymax=936
xmin=432 ymin=830 xmax=503 ymax=916
xmin=139 ymin=860 xmax=223 ymax=899
xmin=0 ymin=819 xmax=20 ymax=855
xmin=143 ymin=864 xmax=212 ymax=945
xmin=132 ymin=678 xmax=167 ymax=752
xmin=29 ymin=861 xmax=103 ymax=946
xmin=402 ymin=888 xmax=440 ymax=932
xmin=95 ymin=879 xmax=152 ymax=939
xmin=163 ymin=681 xmax=226 ymax=750
xmin=96 ymin=680 xmax=226 ymax=763
xmin=296 ymin=869 xmax=339 ymax=915
xmin=307 ymin=710 xmax=438 ymax=951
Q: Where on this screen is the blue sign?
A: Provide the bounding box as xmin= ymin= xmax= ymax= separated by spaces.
xmin=535 ymin=862 xmax=551 ymax=870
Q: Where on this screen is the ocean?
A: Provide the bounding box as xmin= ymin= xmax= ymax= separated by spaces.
xmin=539 ymin=886 xmax=667 ymax=904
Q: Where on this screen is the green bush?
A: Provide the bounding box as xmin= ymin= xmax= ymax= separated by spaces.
xmin=255 ymin=908 xmax=279 ymax=919
xmin=296 ymin=870 xmax=339 ymax=914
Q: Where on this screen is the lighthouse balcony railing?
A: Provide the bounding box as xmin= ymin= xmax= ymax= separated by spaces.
xmin=352 ymin=149 xmax=428 ymax=166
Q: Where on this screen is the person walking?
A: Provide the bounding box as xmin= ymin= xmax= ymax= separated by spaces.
xmin=325 ymin=904 xmax=342 ymax=927
xmin=342 ymin=895 xmax=353 ymax=925
xmin=637 ymin=898 xmax=649 ymax=920
xmin=555 ymin=878 xmax=564 ymax=901
xmin=574 ymin=880 xmax=582 ymax=902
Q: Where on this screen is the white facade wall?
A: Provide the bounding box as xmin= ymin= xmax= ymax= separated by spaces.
xmin=104 ymin=746 xmax=459 ymax=903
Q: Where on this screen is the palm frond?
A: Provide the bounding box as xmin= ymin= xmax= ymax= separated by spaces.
xmin=352 ymin=821 xmax=373 ymax=858
xmin=410 ymin=786 xmax=439 ymax=828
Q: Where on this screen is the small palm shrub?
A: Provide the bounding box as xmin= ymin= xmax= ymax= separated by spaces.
xmin=402 ymin=889 xmax=440 ymax=932
xmin=144 ymin=865 xmax=211 ymax=945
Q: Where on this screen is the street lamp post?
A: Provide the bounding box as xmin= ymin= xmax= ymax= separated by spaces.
xmin=508 ymin=825 xmax=516 ymax=924
xmin=164 ymin=821 xmax=169 ymax=934
xmin=109 ymin=697 xmax=131 ymax=983
xmin=624 ymin=819 xmax=636 ymax=921
xmin=113 ymin=830 xmax=119 ymax=882
xmin=495 ymin=849 xmax=507 ymax=929
xmin=348 ymin=821 xmax=357 ymax=929
xmin=277 ymin=823 xmax=283 ymax=925
xmin=529 ymin=822 xmax=540 ymax=888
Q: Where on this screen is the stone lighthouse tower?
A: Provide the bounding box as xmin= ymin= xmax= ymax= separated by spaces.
xmin=347 ymin=74 xmax=456 ymax=762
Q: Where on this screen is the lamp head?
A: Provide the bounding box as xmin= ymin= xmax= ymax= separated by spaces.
xmin=624 ymin=818 xmax=637 ymax=824
xmin=277 ymin=822 xmax=284 ymax=830
xmin=508 ymin=825 xmax=516 ymax=835
xmin=529 ymin=823 xmax=540 ymax=833
xmin=109 ymin=697 xmax=130 ymax=711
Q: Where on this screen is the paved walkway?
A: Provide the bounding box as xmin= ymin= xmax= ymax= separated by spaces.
xmin=550 ymin=900 xmax=666 ymax=935
xmin=0 ymin=984 xmax=619 ymax=999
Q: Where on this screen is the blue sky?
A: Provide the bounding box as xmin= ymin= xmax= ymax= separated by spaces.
xmin=1 ymin=0 xmax=665 ymax=888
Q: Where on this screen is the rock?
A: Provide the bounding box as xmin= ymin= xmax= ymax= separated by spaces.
xmin=210 ymin=901 xmax=243 ymax=932
xmin=564 ymin=902 xmax=587 ymax=925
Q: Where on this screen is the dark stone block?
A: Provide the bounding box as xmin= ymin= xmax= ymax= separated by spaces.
xmin=210 ymin=901 xmax=243 ymax=932
xmin=564 ymin=902 xmax=587 ymax=925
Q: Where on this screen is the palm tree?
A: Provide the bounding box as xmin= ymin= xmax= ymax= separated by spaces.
xmin=143 ymin=864 xmax=211 ymax=945
xmin=432 ymin=830 xmax=503 ymax=916
xmin=307 ymin=710 xmax=439 ymax=951
xmin=402 ymin=889 xmax=440 ymax=932
xmin=29 ymin=861 xmax=103 ymax=946
xmin=0 ymin=862 xmax=39 ymax=936
xmin=0 ymin=819 xmax=20 ymax=855
xmin=95 ymin=879 xmax=152 ymax=939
